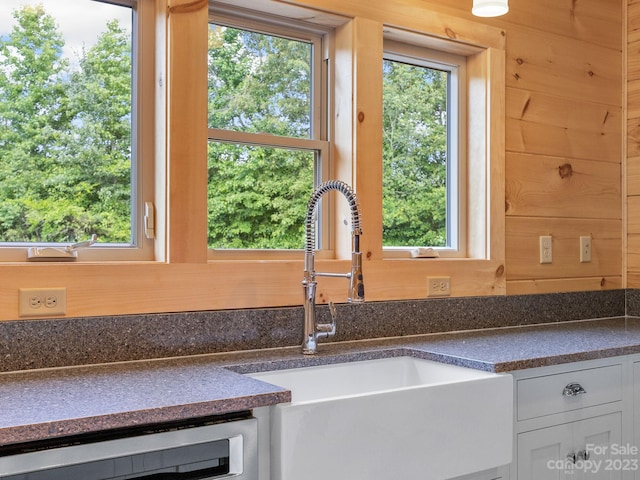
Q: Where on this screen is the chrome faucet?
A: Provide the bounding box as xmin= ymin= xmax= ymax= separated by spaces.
xmin=302 ymin=180 xmax=364 ymax=355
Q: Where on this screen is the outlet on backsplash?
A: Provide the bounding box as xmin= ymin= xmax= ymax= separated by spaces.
xmin=427 ymin=276 xmax=451 ymax=297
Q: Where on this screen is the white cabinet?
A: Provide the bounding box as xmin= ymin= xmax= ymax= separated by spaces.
xmin=518 ymin=413 xmax=622 ymax=479
xmin=512 ymin=358 xmax=627 ymax=480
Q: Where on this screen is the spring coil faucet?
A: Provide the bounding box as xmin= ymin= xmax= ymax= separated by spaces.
xmin=302 ymin=180 xmax=364 ymax=354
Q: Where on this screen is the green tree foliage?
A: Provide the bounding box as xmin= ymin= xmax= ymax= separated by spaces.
xmin=207 ymin=25 xmax=314 ymax=250
xmin=0 ymin=6 xmax=131 ymax=243
xmin=0 ymin=5 xmax=70 ymax=241
xmin=62 ymin=20 xmax=132 ymax=242
xmin=383 ymin=59 xmax=448 ymax=247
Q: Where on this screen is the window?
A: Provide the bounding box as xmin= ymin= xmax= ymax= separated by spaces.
xmin=382 ymin=41 xmax=467 ymax=257
xmin=207 ymin=10 xmax=329 ymax=256
xmin=0 ymin=0 xmax=154 ymax=261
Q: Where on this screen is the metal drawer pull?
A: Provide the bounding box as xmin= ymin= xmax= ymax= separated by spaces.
xmin=567 ymin=450 xmax=590 ymax=464
xmin=562 ymin=382 xmax=587 ymax=397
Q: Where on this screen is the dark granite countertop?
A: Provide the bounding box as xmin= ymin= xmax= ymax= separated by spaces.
xmin=0 ymin=361 xmax=290 ymax=447
xmin=3 ymin=316 xmax=640 ymax=447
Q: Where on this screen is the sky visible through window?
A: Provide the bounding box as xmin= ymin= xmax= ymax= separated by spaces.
xmin=0 ymin=0 xmax=131 ymax=66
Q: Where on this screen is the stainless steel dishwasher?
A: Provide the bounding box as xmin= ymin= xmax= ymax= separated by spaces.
xmin=0 ymin=414 xmax=257 ymax=479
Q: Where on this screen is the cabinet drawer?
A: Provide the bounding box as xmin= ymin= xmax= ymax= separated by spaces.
xmin=517 ymin=364 xmax=622 ymax=421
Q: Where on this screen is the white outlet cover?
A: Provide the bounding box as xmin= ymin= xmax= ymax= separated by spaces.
xmin=539 ymin=236 xmax=552 ymax=264
xmin=19 ymin=288 xmax=67 ymax=317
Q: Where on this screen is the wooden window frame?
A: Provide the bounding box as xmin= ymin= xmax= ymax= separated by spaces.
xmin=0 ymin=0 xmax=156 ymax=262
xmin=382 ymin=41 xmax=469 ymax=258
xmin=206 ymin=7 xmax=332 ymax=260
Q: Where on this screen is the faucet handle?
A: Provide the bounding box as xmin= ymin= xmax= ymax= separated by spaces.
xmin=329 ymin=301 xmax=337 ymax=321
xmin=348 ymin=251 xmax=365 ymax=303
xmin=316 ymin=302 xmax=337 ymax=336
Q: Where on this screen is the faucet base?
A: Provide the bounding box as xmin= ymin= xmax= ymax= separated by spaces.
xmin=302 ymin=335 xmax=318 ymax=355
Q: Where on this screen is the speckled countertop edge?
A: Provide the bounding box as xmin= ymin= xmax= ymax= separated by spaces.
xmin=4 ymin=315 xmax=640 ymax=447
xmin=217 ymin=316 xmax=640 ymax=373
xmin=0 ymin=364 xmax=290 ymax=447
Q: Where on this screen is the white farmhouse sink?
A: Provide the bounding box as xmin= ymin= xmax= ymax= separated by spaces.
xmin=249 ymin=356 xmax=513 ymax=480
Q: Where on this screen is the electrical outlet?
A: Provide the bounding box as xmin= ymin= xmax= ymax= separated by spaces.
xmin=19 ymin=288 xmax=66 ymax=317
xmin=539 ymin=235 xmax=552 ymax=264
xmin=580 ymin=235 xmax=592 ymax=263
xmin=427 ymin=276 xmax=451 ymax=297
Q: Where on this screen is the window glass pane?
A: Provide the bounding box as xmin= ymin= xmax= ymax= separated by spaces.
xmin=207 ymin=142 xmax=314 ymax=249
xmin=0 ymin=0 xmax=134 ymax=244
xmin=382 ymin=58 xmax=449 ymax=248
xmin=208 ymin=24 xmax=312 ymax=139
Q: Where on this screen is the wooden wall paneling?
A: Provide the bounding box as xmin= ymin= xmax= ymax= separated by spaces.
xmin=628 ymin=156 xmax=640 ymax=196
xmin=506 ymin=86 xmax=622 ymax=166
xmin=497 ymin=0 xmax=621 ymax=50
xmin=505 ymin=4 xmax=623 ymax=291
xmin=507 ymin=277 xmax=623 ymax=295
xmin=629 ymin=1 xmax=640 ymax=288
xmin=0 ymin=256 xmax=509 ymax=320
xmin=629 ymin=272 xmax=640 ymax=288
xmin=506 ymin=217 xmax=622 ymax=280
xmin=628 ymin=109 xmax=640 ymax=157
xmin=628 ymin=79 xmax=640 ymax=119
xmin=507 ymin=27 xmax=622 ymax=106
xmin=507 ymin=88 xmax=621 ymax=134
xmin=628 ymin=235 xmax=640 ymax=281
xmin=361 ymin=259 xmax=505 ymax=300
xmin=0 ymin=262 xmax=304 ymax=319
xmin=629 ymin=1 xmax=640 ymax=44
xmin=627 ymin=196 xmax=640 ymax=233
xmin=506 ymin=118 xmax=622 ymax=162
xmin=505 ymin=153 xmax=621 ymax=218
xmin=628 ymin=44 xmax=640 ymax=82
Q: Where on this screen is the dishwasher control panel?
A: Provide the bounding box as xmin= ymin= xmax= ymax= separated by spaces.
xmin=0 ymin=416 xmax=258 ymax=480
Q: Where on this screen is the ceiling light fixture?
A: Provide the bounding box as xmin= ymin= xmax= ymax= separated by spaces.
xmin=472 ymin=0 xmax=509 ymax=17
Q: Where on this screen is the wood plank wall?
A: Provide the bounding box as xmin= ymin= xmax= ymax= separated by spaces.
xmin=629 ymin=0 xmax=640 ymax=288
xmin=505 ymin=0 xmax=623 ymax=294
xmin=429 ymin=0 xmax=624 ymax=294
